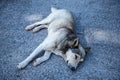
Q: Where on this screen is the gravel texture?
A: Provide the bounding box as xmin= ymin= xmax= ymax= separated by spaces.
xmin=0 ymin=0 xmax=120 ymax=80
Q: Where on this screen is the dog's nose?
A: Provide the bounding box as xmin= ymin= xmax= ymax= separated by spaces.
xmin=71 ymin=67 xmax=75 ymax=71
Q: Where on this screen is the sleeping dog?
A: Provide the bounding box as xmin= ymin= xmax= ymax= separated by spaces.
xmin=17 ymin=7 xmax=90 ymax=71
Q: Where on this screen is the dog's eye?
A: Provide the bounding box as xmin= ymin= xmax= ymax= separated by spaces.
xmin=75 ymin=55 xmax=78 ymax=59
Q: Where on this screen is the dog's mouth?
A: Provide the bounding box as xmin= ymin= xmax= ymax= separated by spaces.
xmin=70 ymin=67 xmax=76 ymax=71
xmin=67 ymin=59 xmax=82 ymax=71
xmin=68 ymin=65 xmax=77 ymax=71
xmin=67 ymin=63 xmax=78 ymax=71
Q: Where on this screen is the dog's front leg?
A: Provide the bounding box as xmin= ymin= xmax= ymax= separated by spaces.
xmin=17 ymin=44 xmax=44 ymax=69
xmin=33 ymin=51 xmax=51 ymax=66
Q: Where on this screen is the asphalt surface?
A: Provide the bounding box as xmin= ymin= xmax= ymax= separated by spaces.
xmin=0 ymin=0 xmax=120 ymax=80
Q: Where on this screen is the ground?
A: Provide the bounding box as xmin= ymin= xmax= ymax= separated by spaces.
xmin=0 ymin=0 xmax=120 ymax=80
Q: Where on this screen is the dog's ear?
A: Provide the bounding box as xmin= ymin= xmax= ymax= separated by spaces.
xmin=72 ymin=38 xmax=79 ymax=47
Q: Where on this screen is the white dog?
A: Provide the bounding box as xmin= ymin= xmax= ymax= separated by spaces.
xmin=17 ymin=7 xmax=90 ymax=71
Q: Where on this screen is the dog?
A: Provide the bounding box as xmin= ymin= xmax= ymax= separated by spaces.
xmin=17 ymin=7 xmax=90 ymax=71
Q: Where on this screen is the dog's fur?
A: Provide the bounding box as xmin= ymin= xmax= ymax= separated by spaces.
xmin=17 ymin=7 xmax=89 ymax=71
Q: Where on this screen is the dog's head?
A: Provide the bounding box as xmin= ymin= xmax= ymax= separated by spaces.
xmin=58 ymin=34 xmax=90 ymax=71
xmin=65 ymin=47 xmax=90 ymax=71
xmin=65 ymin=48 xmax=82 ymax=71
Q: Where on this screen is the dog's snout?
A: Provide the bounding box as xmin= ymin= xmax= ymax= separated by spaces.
xmin=71 ymin=67 xmax=76 ymax=71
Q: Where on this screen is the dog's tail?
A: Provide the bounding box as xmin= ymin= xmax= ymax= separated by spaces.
xmin=51 ymin=7 xmax=58 ymax=13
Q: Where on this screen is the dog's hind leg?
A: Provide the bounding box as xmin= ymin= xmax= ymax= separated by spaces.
xmin=33 ymin=51 xmax=51 ymax=66
xmin=25 ymin=13 xmax=55 ymax=31
xmin=17 ymin=44 xmax=44 ymax=69
xmin=32 ymin=25 xmax=48 ymax=33
xmin=25 ymin=22 xmax=48 ymax=31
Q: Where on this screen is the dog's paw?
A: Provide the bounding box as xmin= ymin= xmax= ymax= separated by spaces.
xmin=32 ymin=27 xmax=40 ymax=33
xmin=17 ymin=62 xmax=27 ymax=69
xmin=33 ymin=59 xmax=40 ymax=66
xmin=25 ymin=25 xmax=33 ymax=31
